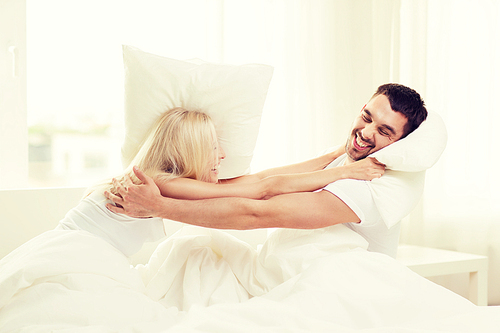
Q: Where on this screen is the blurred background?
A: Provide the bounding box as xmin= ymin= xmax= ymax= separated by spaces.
xmin=1 ymin=0 xmax=499 ymax=303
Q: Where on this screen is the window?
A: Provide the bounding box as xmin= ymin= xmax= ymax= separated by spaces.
xmin=20 ymin=0 xmax=214 ymax=188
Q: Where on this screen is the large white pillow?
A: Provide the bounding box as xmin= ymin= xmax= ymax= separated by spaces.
xmin=369 ymin=169 xmax=426 ymax=229
xmin=121 ymin=45 xmax=274 ymax=179
xmin=369 ymin=110 xmax=447 ymax=228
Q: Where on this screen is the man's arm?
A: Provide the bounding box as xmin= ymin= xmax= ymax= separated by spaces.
xmin=105 ymin=167 xmax=360 ymax=229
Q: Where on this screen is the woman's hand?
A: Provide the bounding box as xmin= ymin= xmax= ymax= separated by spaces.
xmin=105 ymin=166 xmax=163 ymax=218
xmin=342 ymin=157 xmax=386 ymax=181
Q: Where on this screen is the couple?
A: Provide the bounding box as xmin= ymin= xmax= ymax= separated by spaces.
xmin=78 ymin=82 xmax=428 ymax=259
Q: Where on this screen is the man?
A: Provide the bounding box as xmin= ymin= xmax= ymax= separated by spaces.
xmin=105 ymin=83 xmax=427 ymax=257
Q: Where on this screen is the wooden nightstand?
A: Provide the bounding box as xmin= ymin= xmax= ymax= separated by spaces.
xmin=397 ymin=244 xmax=489 ymax=306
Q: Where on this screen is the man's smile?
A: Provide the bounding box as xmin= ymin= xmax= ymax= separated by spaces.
xmin=353 ymin=132 xmax=373 ymax=151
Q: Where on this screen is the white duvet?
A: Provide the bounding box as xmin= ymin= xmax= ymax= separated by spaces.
xmin=1 ymin=224 xmax=498 ymax=332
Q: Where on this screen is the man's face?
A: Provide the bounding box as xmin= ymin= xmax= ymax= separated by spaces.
xmin=344 ymin=94 xmax=408 ymax=163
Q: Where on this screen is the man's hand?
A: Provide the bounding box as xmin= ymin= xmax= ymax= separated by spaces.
xmin=104 ymin=166 xmax=163 ymax=218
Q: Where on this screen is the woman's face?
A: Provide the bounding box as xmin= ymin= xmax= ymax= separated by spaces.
xmin=207 ymin=139 xmax=226 ymax=183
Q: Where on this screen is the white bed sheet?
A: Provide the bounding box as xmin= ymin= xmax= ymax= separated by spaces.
xmin=1 ymin=224 xmax=498 ymax=332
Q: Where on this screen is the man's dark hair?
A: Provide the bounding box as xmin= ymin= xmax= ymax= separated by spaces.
xmin=373 ymin=83 xmax=428 ymax=138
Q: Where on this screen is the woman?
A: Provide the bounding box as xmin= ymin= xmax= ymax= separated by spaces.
xmin=60 ymin=107 xmax=384 ymax=257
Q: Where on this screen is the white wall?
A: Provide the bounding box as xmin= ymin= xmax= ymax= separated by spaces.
xmin=0 ymin=187 xmax=86 ymax=259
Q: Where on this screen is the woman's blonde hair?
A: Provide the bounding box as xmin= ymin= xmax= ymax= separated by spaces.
xmin=89 ymin=107 xmax=217 ymax=196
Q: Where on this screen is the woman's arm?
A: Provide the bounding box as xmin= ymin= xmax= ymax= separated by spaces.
xmin=153 ymin=156 xmax=384 ymax=201
xmin=263 ymin=157 xmax=385 ymax=199
xmin=152 ymin=146 xmax=346 ymax=200
xmin=155 ymin=176 xmax=267 ymax=200
xmin=219 ymin=146 xmax=345 ymax=185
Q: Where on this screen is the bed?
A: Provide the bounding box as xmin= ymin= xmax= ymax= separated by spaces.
xmin=1 ymin=46 xmax=499 ymax=332
xmin=1 ymin=186 xmax=499 ymax=332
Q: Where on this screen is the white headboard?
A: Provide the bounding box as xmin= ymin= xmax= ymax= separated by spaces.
xmin=0 ymin=187 xmax=267 ymax=264
xmin=0 ymin=187 xmax=86 ymax=260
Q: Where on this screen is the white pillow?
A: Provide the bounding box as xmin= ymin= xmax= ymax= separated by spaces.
xmin=370 ymin=110 xmax=447 ymax=172
xmin=369 ymin=169 xmax=426 ymax=229
xmin=121 ymin=45 xmax=274 ymax=179
xmin=369 ymin=110 xmax=447 ymax=228
xmin=320 ymin=111 xmax=447 ymax=229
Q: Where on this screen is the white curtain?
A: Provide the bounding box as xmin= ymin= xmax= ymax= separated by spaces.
xmin=397 ymin=0 xmax=500 ymax=305
xmin=221 ymin=0 xmax=500 ymax=305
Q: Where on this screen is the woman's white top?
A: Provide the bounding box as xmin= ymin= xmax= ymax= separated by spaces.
xmin=56 ymin=190 xmax=166 ymax=257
